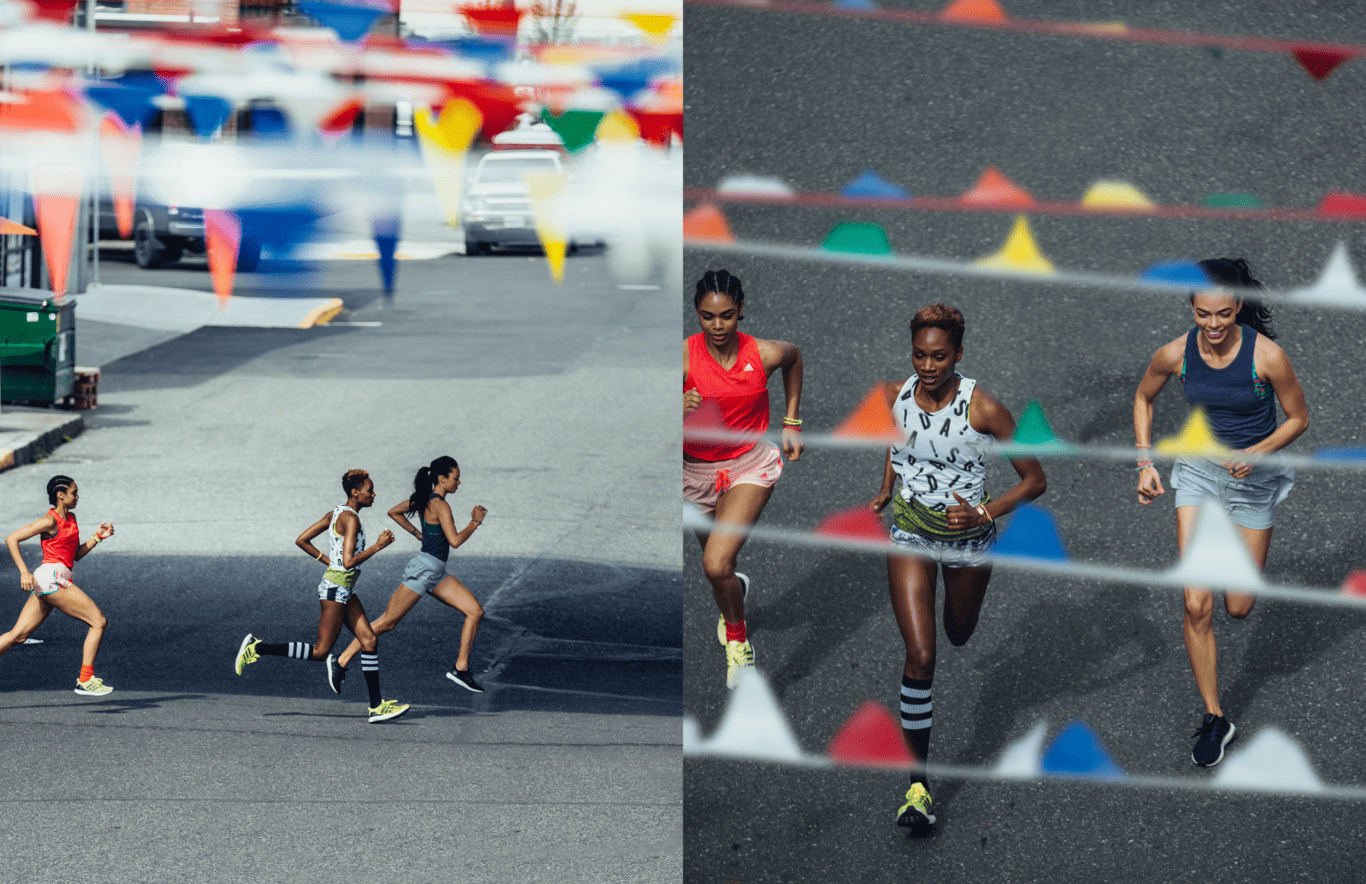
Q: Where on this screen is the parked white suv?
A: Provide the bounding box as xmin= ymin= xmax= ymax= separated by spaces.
xmin=462 ymin=150 xmax=563 ymax=255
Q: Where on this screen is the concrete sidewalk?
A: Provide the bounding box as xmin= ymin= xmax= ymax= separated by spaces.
xmin=77 ymin=284 xmax=344 ymax=331
xmin=0 ymin=405 xmax=83 ymax=471
xmin=0 ymin=282 xmax=345 ymax=473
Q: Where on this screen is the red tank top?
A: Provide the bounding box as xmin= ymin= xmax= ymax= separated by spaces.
xmin=684 ymin=332 xmax=770 ymax=461
xmin=41 ymin=508 xmax=79 ymax=568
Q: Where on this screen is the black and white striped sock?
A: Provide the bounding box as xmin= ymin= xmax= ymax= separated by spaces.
xmin=361 ymin=652 xmax=382 ymax=707
xmin=259 ymin=641 xmax=314 ymax=660
xmin=900 ymin=676 xmax=933 ymax=770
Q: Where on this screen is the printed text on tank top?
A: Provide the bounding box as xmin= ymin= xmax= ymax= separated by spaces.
xmin=328 ymin=505 xmax=366 ymax=574
xmin=889 ymin=374 xmax=992 ymax=514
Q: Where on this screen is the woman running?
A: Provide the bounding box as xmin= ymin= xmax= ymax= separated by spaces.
xmin=869 ymin=304 xmax=1046 ymax=836
xmin=684 ymin=269 xmax=803 ymax=690
xmin=1133 ymin=258 xmax=1308 ymax=767
xmin=0 ymin=475 xmax=115 ymax=695
xmin=329 ymin=456 xmax=488 ymax=694
xmin=234 ymin=469 xmax=410 ymax=723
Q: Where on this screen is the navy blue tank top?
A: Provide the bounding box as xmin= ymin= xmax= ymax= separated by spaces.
xmin=1179 ymin=324 xmax=1277 ymax=449
xmin=420 ymin=494 xmax=450 ymax=562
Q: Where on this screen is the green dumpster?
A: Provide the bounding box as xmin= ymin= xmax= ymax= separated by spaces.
xmin=0 ymin=288 xmax=75 ymax=405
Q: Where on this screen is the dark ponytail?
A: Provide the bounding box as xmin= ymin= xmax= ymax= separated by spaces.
xmin=46 ymin=475 xmax=73 ymax=506
xmin=693 ymin=269 xmax=744 ymax=310
xmin=1196 ymin=257 xmax=1275 ymax=340
xmin=407 ymin=455 xmax=459 ymax=517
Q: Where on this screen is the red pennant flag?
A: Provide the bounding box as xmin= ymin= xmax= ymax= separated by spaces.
xmin=940 ymin=0 xmax=1007 ymax=23
xmin=827 ymin=701 xmax=914 ymax=768
xmin=461 ymin=3 xmax=523 ymax=37
xmin=683 ymin=204 xmax=734 ymax=243
xmin=30 ymin=0 xmax=79 ymax=23
xmin=320 ymin=97 xmax=364 ymax=138
xmin=1318 ymin=191 xmax=1366 ymax=217
xmin=1341 ymin=570 xmax=1366 ymax=598
xmin=629 ymin=108 xmax=681 ymax=148
xmin=1290 ymin=46 xmax=1352 ymax=81
xmin=959 ymin=166 xmax=1035 ymax=208
xmin=832 ymin=384 xmax=902 ymax=443
xmin=34 ymin=192 xmax=78 ymax=298
xmin=812 ymin=506 xmax=886 ymax=543
xmin=0 ymin=89 xmax=83 ymax=133
xmin=100 ymin=114 xmax=142 ymax=239
xmin=204 ymin=209 xmax=241 ymax=307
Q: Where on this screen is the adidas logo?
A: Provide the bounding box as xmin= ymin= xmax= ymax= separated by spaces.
xmin=742 ymin=363 xmax=754 ymax=372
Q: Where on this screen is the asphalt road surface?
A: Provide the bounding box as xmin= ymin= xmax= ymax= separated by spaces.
xmin=0 ymin=248 xmax=681 ymax=883
xmin=685 ymin=3 xmax=1366 ymax=882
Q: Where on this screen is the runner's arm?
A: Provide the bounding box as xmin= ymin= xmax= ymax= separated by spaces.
xmin=869 ymin=381 xmax=905 ymax=514
xmin=759 ymin=338 xmax=804 ymax=461
xmin=6 ymin=514 xmax=55 ymax=585
xmin=388 ymin=499 xmax=421 ymax=541
xmin=434 ymin=498 xmax=486 ymax=550
xmin=295 ymin=512 xmax=334 ymax=566
xmin=73 ymin=522 xmax=114 ymax=562
xmin=971 ymin=388 xmax=1046 ymax=523
xmin=1133 ymin=340 xmax=1181 ymax=501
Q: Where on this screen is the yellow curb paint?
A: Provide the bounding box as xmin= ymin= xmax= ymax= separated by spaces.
xmin=299 ymin=298 xmax=345 ymax=329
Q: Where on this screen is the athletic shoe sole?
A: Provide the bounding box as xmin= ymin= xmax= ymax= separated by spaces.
xmin=446 ymin=671 xmax=485 ymax=693
xmin=234 ymin=632 xmax=256 ymax=675
xmin=896 ymin=807 xmax=936 ymax=837
xmin=1192 ymin=720 xmax=1237 ymax=767
xmin=73 ymin=684 xmax=113 ymax=696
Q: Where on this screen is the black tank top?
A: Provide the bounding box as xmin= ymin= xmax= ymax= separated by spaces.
xmin=420 ymin=494 xmax=450 ymax=562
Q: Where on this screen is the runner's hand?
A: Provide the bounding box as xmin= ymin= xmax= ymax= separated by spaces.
xmin=869 ymin=491 xmax=893 ymax=514
xmin=375 ymin=529 xmax=395 ymax=549
xmin=97 ymin=522 xmax=114 ymax=540
xmin=683 ymin=389 xmax=702 ymax=417
xmin=782 ymin=426 xmax=803 ymax=462
xmin=1137 ymin=464 xmax=1165 ymax=504
xmin=948 ymin=492 xmax=982 ymax=529
xmin=471 ymin=505 xmax=487 ymax=523
xmin=19 ymin=571 xmax=34 ymax=593
xmin=1221 ymin=452 xmax=1253 ymax=480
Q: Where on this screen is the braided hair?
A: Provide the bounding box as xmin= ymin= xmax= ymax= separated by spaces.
xmin=693 ymin=269 xmax=744 ymax=310
xmin=46 ymin=475 xmax=74 ymax=506
xmin=1195 ymin=257 xmax=1275 ymax=340
xmin=407 ymin=455 xmax=459 ymax=517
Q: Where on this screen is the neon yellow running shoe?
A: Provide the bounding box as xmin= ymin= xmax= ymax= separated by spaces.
xmin=724 ymin=639 xmax=754 ymax=690
xmin=74 ymin=676 xmax=113 ymax=696
xmin=896 ymin=783 xmax=936 ymax=836
xmin=234 ymin=633 xmax=260 ymax=675
xmin=716 ymin=572 xmax=750 ymax=646
xmin=368 ymin=699 xmax=411 ymax=723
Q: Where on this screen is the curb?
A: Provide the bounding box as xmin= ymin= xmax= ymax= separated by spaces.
xmin=0 ymin=410 xmax=85 ymax=473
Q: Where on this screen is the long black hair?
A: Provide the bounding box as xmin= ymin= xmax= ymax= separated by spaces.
xmin=407 ymin=455 xmax=459 ymax=517
xmin=46 ymin=475 xmax=74 ymax=506
xmin=1196 ymin=257 xmax=1275 ymax=340
xmin=693 ymin=269 xmax=744 ymax=310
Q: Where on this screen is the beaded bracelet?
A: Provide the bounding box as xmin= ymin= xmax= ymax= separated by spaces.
xmin=781 ymin=417 xmax=803 ymax=428
xmin=1135 ymin=461 xmax=1155 ymax=471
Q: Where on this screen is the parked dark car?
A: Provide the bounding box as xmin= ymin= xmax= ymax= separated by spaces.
xmin=98 ymin=197 xmax=261 ymax=271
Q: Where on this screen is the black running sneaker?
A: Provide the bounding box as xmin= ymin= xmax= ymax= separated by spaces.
xmin=1191 ymin=713 xmax=1236 ymax=767
xmin=326 ymin=653 xmax=346 ymax=695
xmin=446 ymin=669 xmax=484 ymax=693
